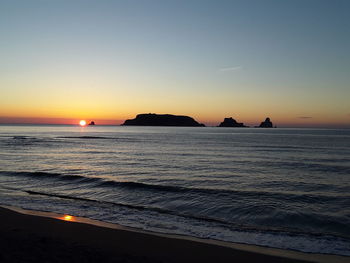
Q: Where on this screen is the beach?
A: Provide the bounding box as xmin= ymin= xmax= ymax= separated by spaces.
xmin=1 ymin=206 xmax=348 ymax=263
xmin=1 ymin=126 xmax=350 ymax=260
xmin=2 ymin=0 xmax=350 ymax=261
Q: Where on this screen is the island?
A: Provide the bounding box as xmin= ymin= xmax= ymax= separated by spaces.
xmin=218 ymin=117 xmax=247 ymax=127
xmin=258 ymin=117 xmax=273 ymax=128
xmin=122 ymin=113 xmax=205 ymax=127
xmin=88 ymin=121 xmax=95 ymax=125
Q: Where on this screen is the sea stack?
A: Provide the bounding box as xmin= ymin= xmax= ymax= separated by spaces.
xmin=122 ymin=113 xmax=205 ymax=127
xmin=88 ymin=121 xmax=95 ymax=125
xmin=218 ymin=117 xmax=247 ymax=127
xmin=258 ymin=117 xmax=273 ymax=128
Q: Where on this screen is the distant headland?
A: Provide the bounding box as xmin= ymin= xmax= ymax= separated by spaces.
xmin=257 ymin=117 xmax=274 ymax=128
xmin=122 ymin=114 xmax=205 ymax=127
xmin=218 ymin=117 xmax=247 ymax=127
xmin=122 ymin=114 xmax=275 ymax=128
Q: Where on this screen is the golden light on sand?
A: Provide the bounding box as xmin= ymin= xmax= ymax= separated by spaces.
xmin=60 ymin=215 xmax=74 ymax=221
xmin=79 ymin=120 xmax=86 ymax=126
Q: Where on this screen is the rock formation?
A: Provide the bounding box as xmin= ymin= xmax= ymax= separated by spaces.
xmin=88 ymin=121 xmax=95 ymax=125
xmin=218 ymin=117 xmax=247 ymax=127
xmin=258 ymin=117 xmax=273 ymax=128
xmin=122 ymin=114 xmax=205 ymax=127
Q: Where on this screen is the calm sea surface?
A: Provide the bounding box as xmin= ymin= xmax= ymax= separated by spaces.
xmin=0 ymin=125 xmax=349 ymax=255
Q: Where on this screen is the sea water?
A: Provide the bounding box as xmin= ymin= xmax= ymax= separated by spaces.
xmin=0 ymin=125 xmax=349 ymax=256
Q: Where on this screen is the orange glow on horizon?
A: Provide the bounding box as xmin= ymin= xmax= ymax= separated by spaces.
xmin=0 ymin=116 xmax=121 ymax=125
xmin=0 ymin=112 xmax=349 ymax=128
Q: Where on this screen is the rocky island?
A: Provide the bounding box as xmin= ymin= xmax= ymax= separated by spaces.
xmin=258 ymin=117 xmax=273 ymax=128
xmin=122 ymin=114 xmax=205 ymax=127
xmin=218 ymin=117 xmax=247 ymax=127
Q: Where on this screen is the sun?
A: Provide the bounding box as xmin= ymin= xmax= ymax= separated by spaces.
xmin=79 ymin=120 xmax=87 ymax=126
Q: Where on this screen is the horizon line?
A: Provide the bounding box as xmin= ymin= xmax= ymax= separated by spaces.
xmin=0 ymin=122 xmax=349 ymax=129
xmin=0 ymin=115 xmax=349 ymax=129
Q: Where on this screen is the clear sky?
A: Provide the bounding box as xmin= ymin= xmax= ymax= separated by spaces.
xmin=1 ymin=0 xmax=349 ymax=127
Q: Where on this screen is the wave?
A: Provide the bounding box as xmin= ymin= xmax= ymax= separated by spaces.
xmin=23 ymin=189 xmax=233 ymax=225
xmin=11 ymin=136 xmax=51 ymax=141
xmin=0 ymin=171 xmax=97 ymax=183
xmin=249 ymin=159 xmax=350 ymax=175
xmin=1 ymin=171 xmax=349 ymax=203
xmin=13 ymin=136 xmax=30 ymax=139
xmin=1 ymin=171 xmax=349 ymax=242
xmin=249 ymin=144 xmax=329 ymax=151
xmin=56 ymin=136 xmax=143 ymax=142
xmin=0 ymin=136 xmax=56 ymax=148
xmin=1 ymin=185 xmax=349 ymax=256
xmin=22 ymin=189 xmax=350 ymax=240
xmin=98 ymin=180 xmax=350 ymax=203
xmin=57 ymin=136 xmax=112 ymax=140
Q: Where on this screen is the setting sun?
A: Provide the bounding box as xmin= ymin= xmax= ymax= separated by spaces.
xmin=79 ymin=120 xmax=86 ymax=126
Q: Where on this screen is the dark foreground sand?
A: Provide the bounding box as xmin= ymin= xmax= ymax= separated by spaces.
xmin=0 ymin=206 xmax=347 ymax=263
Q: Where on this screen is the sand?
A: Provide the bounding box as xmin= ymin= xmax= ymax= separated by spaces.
xmin=0 ymin=206 xmax=348 ymax=263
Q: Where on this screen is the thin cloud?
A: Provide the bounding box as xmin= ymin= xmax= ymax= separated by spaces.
xmin=298 ymin=116 xmax=313 ymax=119
xmin=218 ymin=66 xmax=242 ymax=72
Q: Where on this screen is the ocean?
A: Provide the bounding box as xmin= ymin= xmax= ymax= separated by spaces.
xmin=0 ymin=125 xmax=349 ymax=256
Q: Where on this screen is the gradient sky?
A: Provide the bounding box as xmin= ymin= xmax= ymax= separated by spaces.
xmin=1 ymin=0 xmax=349 ymax=127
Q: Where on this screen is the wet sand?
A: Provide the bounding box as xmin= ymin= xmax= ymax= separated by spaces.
xmin=0 ymin=206 xmax=347 ymax=263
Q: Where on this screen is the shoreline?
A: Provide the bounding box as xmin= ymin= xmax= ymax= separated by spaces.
xmin=1 ymin=205 xmax=348 ymax=263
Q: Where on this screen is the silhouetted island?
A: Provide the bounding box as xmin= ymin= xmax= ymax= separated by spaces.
xmin=122 ymin=114 xmax=205 ymax=127
xmin=218 ymin=117 xmax=247 ymax=127
xmin=89 ymin=121 xmax=95 ymax=125
xmin=258 ymin=117 xmax=273 ymax=128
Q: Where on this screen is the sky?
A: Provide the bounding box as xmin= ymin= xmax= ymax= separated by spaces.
xmin=1 ymin=0 xmax=349 ymax=127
